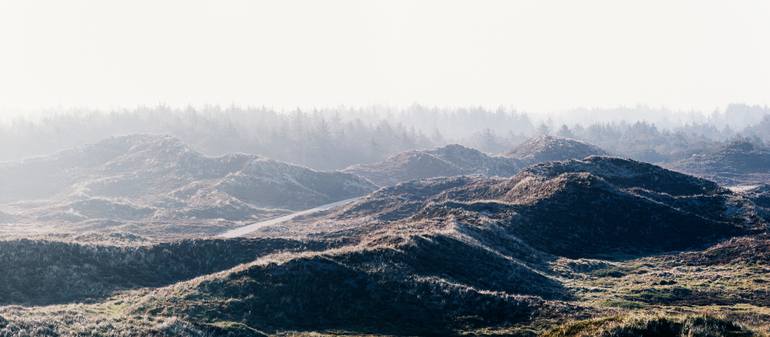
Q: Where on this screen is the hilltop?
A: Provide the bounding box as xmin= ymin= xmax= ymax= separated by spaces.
xmin=506 ymin=135 xmax=609 ymax=165
xmin=343 ymin=144 xmax=520 ymax=186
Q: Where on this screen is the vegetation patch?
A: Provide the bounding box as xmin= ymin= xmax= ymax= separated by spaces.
xmin=543 ymin=315 xmax=755 ymax=337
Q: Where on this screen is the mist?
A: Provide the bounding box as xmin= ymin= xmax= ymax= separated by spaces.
xmin=2 ymin=103 xmax=769 ymax=170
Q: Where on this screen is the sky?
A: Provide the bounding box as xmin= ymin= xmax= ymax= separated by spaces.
xmin=0 ymin=0 xmax=768 ymax=118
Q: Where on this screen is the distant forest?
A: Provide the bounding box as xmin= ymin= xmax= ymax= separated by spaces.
xmin=2 ymin=104 xmax=769 ymax=170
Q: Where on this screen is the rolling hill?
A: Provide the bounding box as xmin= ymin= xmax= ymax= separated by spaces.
xmin=343 ymin=144 xmax=520 ymax=186
xmin=321 ymin=156 xmax=758 ymax=258
xmin=0 ymin=138 xmax=768 ymax=336
xmin=0 ymin=237 xmax=333 ymax=305
xmin=93 ymin=156 xmax=765 ymax=335
xmin=669 ymin=139 xmax=770 ymax=184
xmin=505 ymin=135 xmax=609 ymax=165
xmin=0 ymin=135 xmax=376 ymax=238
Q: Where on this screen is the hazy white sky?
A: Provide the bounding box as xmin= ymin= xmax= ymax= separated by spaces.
xmin=0 ymin=0 xmax=768 ymax=115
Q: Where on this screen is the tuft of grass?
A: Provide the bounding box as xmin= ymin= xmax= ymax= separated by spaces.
xmin=588 ymin=265 xmax=630 ymax=278
xmin=597 ymin=299 xmax=647 ymax=309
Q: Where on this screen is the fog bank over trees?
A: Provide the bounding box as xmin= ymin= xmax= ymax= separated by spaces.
xmin=2 ymin=103 xmax=769 ymax=170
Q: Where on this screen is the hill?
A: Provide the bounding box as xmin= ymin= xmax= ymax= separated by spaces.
xmin=102 ymin=156 xmax=766 ymax=335
xmin=133 ymin=233 xmax=570 ymax=336
xmin=506 ymin=135 xmax=609 ymax=165
xmin=669 ymin=139 xmax=770 ymax=184
xmin=0 ymin=135 xmax=374 ymax=207
xmin=0 ymin=237 xmax=334 ymax=305
xmin=343 ymin=144 xmax=520 ymax=186
xmin=0 ymin=135 xmax=376 ymax=238
xmin=289 ymin=156 xmax=759 ymax=258
xmin=0 ymin=147 xmax=768 ymax=335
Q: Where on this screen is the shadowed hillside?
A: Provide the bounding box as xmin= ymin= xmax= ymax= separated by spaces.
xmin=0 ymin=238 xmax=333 ymax=305
xmin=133 ymin=233 xmax=572 ymax=336
xmin=670 ymin=139 xmax=770 ymax=184
xmin=314 ymin=156 xmax=760 ymax=258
